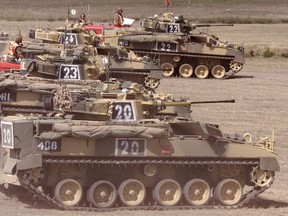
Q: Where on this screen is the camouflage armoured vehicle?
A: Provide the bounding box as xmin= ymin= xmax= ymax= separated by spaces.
xmin=0 ymin=74 xmax=279 ymax=210
xmin=19 ymin=41 xmax=162 ymax=89
xmin=16 ymin=20 xmax=161 ymax=89
xmin=28 ymin=23 xmax=100 ymax=46
xmin=117 ymin=12 xmax=245 ymax=79
xmin=0 ymin=73 xmax=187 ymax=119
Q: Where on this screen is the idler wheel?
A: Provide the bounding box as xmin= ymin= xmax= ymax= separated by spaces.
xmin=214 ymin=178 xmax=243 ymax=206
xmin=183 ymin=178 xmax=211 ymax=206
xmin=211 ymin=65 xmax=226 ymax=79
xmin=161 ymin=63 xmax=174 ymax=77
xmin=87 ymin=180 xmax=117 ymax=208
xmin=179 ymin=64 xmax=193 ymax=78
xmin=144 ymin=76 xmax=160 ymax=89
xmin=54 ymin=178 xmax=83 ymax=207
xmin=118 ymin=179 xmax=146 ymax=206
xmin=250 ymin=166 xmax=274 ymax=187
xmin=153 ymin=179 xmax=181 ymax=206
xmin=194 ymin=65 xmax=209 ymax=79
xmin=230 ymin=61 xmax=243 ymax=72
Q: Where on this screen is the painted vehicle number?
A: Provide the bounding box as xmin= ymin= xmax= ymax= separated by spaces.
xmin=115 ymin=138 xmax=146 ymax=156
xmin=156 ymin=41 xmax=177 ymax=52
xmin=0 ymin=91 xmax=16 ymax=102
xmin=166 ymin=24 xmax=180 ymax=33
xmin=118 ymin=40 xmax=130 ymax=46
xmin=1 ymin=121 xmax=14 ymax=148
xmin=59 ymin=64 xmax=81 ymax=80
xmin=61 ymin=33 xmax=78 ymax=45
xmin=111 ymin=101 xmax=135 ymax=121
xmin=37 ymin=140 xmax=61 ymax=152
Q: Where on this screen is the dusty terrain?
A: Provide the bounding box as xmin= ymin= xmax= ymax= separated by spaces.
xmin=1 ymin=58 xmax=288 ymax=216
xmin=1 ymin=0 xmax=288 ymax=215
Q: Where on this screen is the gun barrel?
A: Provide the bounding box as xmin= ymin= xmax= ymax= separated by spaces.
xmin=190 ymin=99 xmax=235 ymax=104
xmin=164 ymin=99 xmax=235 ymax=106
xmin=194 ymin=24 xmax=234 ymax=28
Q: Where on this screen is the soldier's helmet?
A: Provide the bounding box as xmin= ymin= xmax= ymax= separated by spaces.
xmin=15 ymin=35 xmax=23 ymax=44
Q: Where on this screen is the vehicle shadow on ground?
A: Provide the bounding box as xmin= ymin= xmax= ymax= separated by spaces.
xmin=22 ymin=197 xmax=288 ymax=211
xmin=245 ymin=197 xmax=288 ymax=208
xmin=226 ymin=75 xmax=254 ymax=79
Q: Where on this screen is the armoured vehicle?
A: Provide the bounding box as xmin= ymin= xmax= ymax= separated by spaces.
xmin=20 ymin=43 xmax=162 ymax=89
xmin=0 ymin=73 xmax=279 ymax=210
xmin=117 ymin=12 xmax=245 ymax=79
xmin=0 ymin=73 xmax=188 ymax=118
xmin=28 ymin=23 xmax=100 ymax=46
xmin=17 ymin=22 xmax=161 ymax=89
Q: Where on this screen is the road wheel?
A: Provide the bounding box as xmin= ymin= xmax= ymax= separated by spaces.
xmin=211 ymin=65 xmax=226 ymax=79
xmin=118 ymin=179 xmax=146 ymax=206
xmin=54 ymin=178 xmax=83 ymax=207
xmin=194 ymin=65 xmax=209 ymax=79
xmin=183 ymin=178 xmax=211 ymax=206
xmin=179 ymin=64 xmax=193 ymax=78
xmin=87 ymin=180 xmax=117 ymax=208
xmin=153 ymin=179 xmax=181 ymax=206
xmin=161 ymin=63 xmax=174 ymax=77
xmin=214 ymin=178 xmax=243 ymax=206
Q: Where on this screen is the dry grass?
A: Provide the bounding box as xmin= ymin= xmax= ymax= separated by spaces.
xmin=0 ymin=0 xmax=288 ymax=23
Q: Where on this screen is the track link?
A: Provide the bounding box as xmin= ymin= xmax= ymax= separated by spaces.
xmin=18 ymin=158 xmax=273 ymax=211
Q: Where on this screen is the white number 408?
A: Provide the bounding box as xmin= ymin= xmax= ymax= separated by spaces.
xmin=37 ymin=140 xmax=59 ymax=151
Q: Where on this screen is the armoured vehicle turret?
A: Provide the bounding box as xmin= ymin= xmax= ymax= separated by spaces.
xmin=28 ymin=23 xmax=100 ymax=46
xmin=117 ymin=12 xmax=245 ymax=79
xmin=0 ymin=73 xmax=279 ymax=210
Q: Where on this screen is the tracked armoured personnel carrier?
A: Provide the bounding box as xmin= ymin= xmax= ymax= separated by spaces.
xmin=15 ymin=21 xmax=161 ymax=89
xmin=0 ymin=73 xmax=279 ymax=210
xmin=21 ymin=44 xmax=161 ymax=89
xmin=0 ymin=73 xmax=189 ymax=118
xmin=117 ymin=12 xmax=245 ymax=79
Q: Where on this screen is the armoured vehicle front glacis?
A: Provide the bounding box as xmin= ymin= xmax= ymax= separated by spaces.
xmin=0 ymin=74 xmax=279 ymax=210
xmin=117 ymin=12 xmax=245 ymax=79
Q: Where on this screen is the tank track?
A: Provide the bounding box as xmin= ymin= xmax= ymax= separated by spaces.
xmin=133 ymin=50 xmax=238 ymax=79
xmin=18 ymin=157 xmax=273 ymax=211
xmin=134 ymin=50 xmax=234 ymax=61
xmin=0 ymin=106 xmax=50 ymax=115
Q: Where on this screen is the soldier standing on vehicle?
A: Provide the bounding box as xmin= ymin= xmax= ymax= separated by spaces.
xmin=114 ymin=8 xmax=124 ymax=27
xmin=78 ymin=13 xmax=87 ymax=24
xmin=6 ymin=35 xmax=23 ymax=63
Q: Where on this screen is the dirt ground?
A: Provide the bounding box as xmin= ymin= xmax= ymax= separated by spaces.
xmin=1 ymin=58 xmax=288 ymax=216
xmin=1 ymin=1 xmax=288 ymax=215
